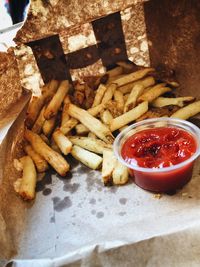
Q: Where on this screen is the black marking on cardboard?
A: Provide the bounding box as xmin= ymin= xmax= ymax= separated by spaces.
xmin=96 ymin=211 xmax=104 ymax=218
xmin=36 ymin=170 xmax=53 ymax=192
xmin=42 ymin=188 xmax=52 ymax=196
xmin=92 ymin=12 xmax=128 ymax=68
xmin=27 ymin=35 xmax=71 ymax=83
xmin=52 ymin=196 xmax=72 ymax=212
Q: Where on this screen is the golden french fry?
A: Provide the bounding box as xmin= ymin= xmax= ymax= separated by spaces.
xmin=71 ymin=145 xmax=102 ymax=170
xmin=42 ymin=116 xmax=57 ymax=136
xmin=50 ymin=138 xmax=61 ymax=153
xmin=18 ymin=156 xmax=37 ymax=200
xmin=108 ymin=74 xmax=125 ymax=83
xmin=102 ymin=149 xmax=117 ymax=185
xmin=110 ymin=101 xmax=148 ymax=132
xmin=40 ymin=134 xmax=50 ymax=145
xmin=32 ymin=106 xmax=46 ymax=134
xmin=24 ymin=145 xmax=49 ymax=173
xmin=138 ymin=83 xmax=171 ymax=103
xmin=124 ymin=84 xmax=145 ymax=112
xmin=13 ymin=158 xmax=23 ymax=172
xmin=75 ymin=124 xmax=89 ymax=135
xmin=112 ymin=161 xmax=129 ymax=185
xmin=68 ymin=104 xmax=114 ymax=143
xmin=114 ymin=90 xmax=124 ymax=111
xmin=100 ymin=110 xmax=113 ymax=125
xmin=123 ymin=94 xmax=130 ymax=102
xmin=60 ymin=104 xmax=105 ymax=135
xmin=151 ymin=96 xmax=195 ymax=108
xmin=116 ymin=61 xmax=135 ymax=72
xmin=106 ymin=66 xmax=123 ymax=77
xmin=105 ymin=100 xmax=123 ymax=118
xmin=101 ymin=83 xmax=117 ymax=104
xmin=60 ymin=118 xmax=78 ymax=135
xmin=112 ymin=68 xmax=154 ymax=87
xmin=118 ymin=76 xmax=155 ymax=94
xmin=61 ymin=96 xmax=71 ymax=127
xmin=24 ymin=129 xmax=69 ymax=176
xmin=53 ymin=129 xmax=72 ymax=155
xmin=88 ymin=132 xmax=97 ymax=139
xmin=171 ymin=100 xmax=200 ymax=120
xmin=92 ymin=84 xmax=107 ymax=107
xmin=44 ymin=80 xmax=69 ymax=119
xmin=69 ymin=136 xmax=112 ymax=154
xmin=26 ymin=80 xmax=59 ymax=127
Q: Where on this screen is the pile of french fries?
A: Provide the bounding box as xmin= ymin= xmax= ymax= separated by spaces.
xmin=13 ymin=61 xmax=200 ymax=200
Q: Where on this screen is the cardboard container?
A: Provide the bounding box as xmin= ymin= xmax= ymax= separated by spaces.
xmin=2 ymin=0 xmax=200 ymax=266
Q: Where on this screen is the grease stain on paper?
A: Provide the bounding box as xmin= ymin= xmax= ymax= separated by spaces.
xmin=119 ymin=198 xmax=127 ymax=205
xmin=118 ymin=212 xmax=126 ymax=216
xmin=42 ymin=188 xmax=52 ymax=196
xmin=91 ymin=209 xmax=96 ymax=215
xmin=89 ymin=198 xmax=96 ymax=205
xmin=50 ymin=215 xmax=55 ymax=223
xmin=36 ymin=171 xmax=52 ymax=192
xmin=63 ymin=182 xmax=80 ymax=193
xmin=52 ymin=196 xmax=72 ymax=212
xmin=96 ymin=211 xmax=104 ymax=218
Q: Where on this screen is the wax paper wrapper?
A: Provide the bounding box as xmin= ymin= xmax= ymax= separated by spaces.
xmin=2 ymin=0 xmax=200 ymax=266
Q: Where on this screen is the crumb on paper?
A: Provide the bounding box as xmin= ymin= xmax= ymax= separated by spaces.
xmin=181 ymin=192 xmax=188 ymax=197
xmin=153 ymin=194 xmax=162 ymax=199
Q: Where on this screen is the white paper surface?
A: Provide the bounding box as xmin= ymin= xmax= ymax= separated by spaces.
xmin=5 ymin=156 xmax=200 ymax=266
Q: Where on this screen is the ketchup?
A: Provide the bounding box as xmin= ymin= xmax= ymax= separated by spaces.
xmin=121 ymin=127 xmax=197 ymax=192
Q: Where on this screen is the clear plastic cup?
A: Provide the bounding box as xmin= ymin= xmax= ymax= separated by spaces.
xmin=113 ymin=118 xmax=200 ymax=193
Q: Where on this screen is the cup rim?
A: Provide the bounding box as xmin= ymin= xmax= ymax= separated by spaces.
xmin=113 ymin=118 xmax=200 ymax=173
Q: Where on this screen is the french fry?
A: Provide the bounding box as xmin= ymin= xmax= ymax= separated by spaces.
xmin=69 ymin=136 xmax=112 ymax=154
xmin=32 ymin=106 xmax=46 ymax=134
xmin=44 ymin=80 xmax=69 ymax=120
xmin=112 ymin=161 xmax=129 ymax=185
xmin=108 ymin=74 xmax=125 ymax=83
xmin=42 ymin=116 xmax=57 ymax=136
xmin=105 ymin=100 xmax=123 ymax=118
xmin=106 ymin=66 xmax=123 ymax=77
xmin=26 ymin=80 xmax=59 ymax=127
xmin=50 ymin=138 xmax=61 ymax=153
xmin=110 ymin=101 xmax=148 ymax=132
xmin=112 ymin=68 xmax=154 ymax=87
xmin=68 ymin=104 xmax=114 ymax=143
xmin=117 ymin=61 xmax=135 ymax=72
xmin=75 ymin=124 xmax=89 ymax=135
xmin=24 ymin=129 xmax=69 ymax=176
xmin=151 ymin=96 xmax=195 ymax=108
xmin=102 ymin=149 xmax=117 ymax=185
xmin=53 ymin=129 xmax=72 ymax=155
xmin=138 ymin=83 xmax=171 ymax=103
xmin=118 ymin=76 xmax=155 ymax=94
xmin=101 ymin=83 xmax=117 ymax=104
xmin=18 ymin=156 xmax=37 ymax=200
xmin=24 ymin=145 xmax=49 ymax=173
xmin=123 ymin=94 xmax=130 ymax=102
xmin=60 ymin=118 xmax=78 ymax=135
xmin=13 ymin=158 xmax=23 ymax=171
xmin=114 ymin=90 xmax=124 ymax=111
xmin=60 ymin=104 xmax=105 ymax=135
xmin=100 ymin=110 xmax=113 ymax=125
xmin=40 ymin=134 xmax=50 ymax=145
xmin=71 ymin=145 xmax=102 ymax=170
xmin=61 ymin=96 xmax=71 ymax=127
xmin=88 ymin=132 xmax=97 ymax=139
xmin=92 ymin=84 xmax=107 ymax=107
xmin=136 ymin=106 xmax=179 ymax=122
xmin=124 ymin=84 xmax=145 ymax=112
xmin=171 ymin=100 xmax=200 ymax=120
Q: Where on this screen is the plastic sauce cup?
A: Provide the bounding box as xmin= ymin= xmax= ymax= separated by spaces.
xmin=113 ymin=118 xmax=200 ymax=193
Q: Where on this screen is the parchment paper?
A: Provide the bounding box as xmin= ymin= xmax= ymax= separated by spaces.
xmin=2 ymin=0 xmax=200 ymax=266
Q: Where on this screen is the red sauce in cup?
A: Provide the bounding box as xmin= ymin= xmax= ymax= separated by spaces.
xmin=121 ymin=127 xmax=197 ymax=192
